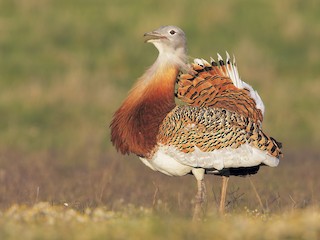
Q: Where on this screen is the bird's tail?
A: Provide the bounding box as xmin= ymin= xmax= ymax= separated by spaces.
xmin=237 ymin=113 xmax=283 ymax=158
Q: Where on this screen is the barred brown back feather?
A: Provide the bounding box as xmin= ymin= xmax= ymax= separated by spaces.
xmin=177 ymin=61 xmax=263 ymax=124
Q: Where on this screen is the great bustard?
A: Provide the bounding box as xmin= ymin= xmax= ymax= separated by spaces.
xmin=110 ymin=26 xmax=282 ymax=218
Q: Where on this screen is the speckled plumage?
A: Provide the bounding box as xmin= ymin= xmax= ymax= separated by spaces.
xmin=158 ymin=105 xmax=281 ymax=157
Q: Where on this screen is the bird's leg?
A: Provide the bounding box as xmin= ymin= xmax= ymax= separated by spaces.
xmin=192 ymin=168 xmax=206 ymax=221
xmin=219 ymin=175 xmax=229 ymax=215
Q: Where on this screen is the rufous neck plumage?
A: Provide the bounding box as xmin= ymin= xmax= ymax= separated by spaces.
xmin=110 ymin=25 xmax=188 ymax=158
xmin=110 ymin=51 xmax=187 ymax=158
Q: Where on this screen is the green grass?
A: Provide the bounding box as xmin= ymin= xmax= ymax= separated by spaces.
xmin=0 ymin=0 xmax=319 ymax=151
xmin=0 ymin=0 xmax=320 ymax=239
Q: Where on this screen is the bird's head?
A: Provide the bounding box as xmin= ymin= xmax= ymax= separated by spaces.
xmin=144 ymin=26 xmax=187 ymax=58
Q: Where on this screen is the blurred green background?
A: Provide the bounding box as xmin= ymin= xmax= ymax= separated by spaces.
xmin=0 ymin=0 xmax=319 ymax=212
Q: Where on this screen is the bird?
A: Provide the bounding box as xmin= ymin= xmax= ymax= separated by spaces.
xmin=110 ymin=25 xmax=282 ymax=219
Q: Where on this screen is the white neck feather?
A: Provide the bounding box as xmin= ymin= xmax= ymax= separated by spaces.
xmin=140 ymin=44 xmax=187 ymax=85
xmin=153 ymin=41 xmax=187 ymax=67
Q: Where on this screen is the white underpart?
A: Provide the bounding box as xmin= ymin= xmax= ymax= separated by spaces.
xmin=140 ymin=150 xmax=192 ymax=176
xmin=140 ymin=144 xmax=279 ymax=177
xmin=193 ymin=53 xmax=265 ymax=116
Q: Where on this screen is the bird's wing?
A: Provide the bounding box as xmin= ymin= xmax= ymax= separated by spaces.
xmin=157 ymin=106 xmax=282 ymax=169
xmin=176 ymin=53 xmax=264 ymax=124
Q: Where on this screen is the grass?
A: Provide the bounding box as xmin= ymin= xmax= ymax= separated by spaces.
xmin=0 ymin=202 xmax=319 ymax=240
xmin=0 ymin=0 xmax=319 ymax=151
xmin=0 ymin=0 xmax=320 ymax=239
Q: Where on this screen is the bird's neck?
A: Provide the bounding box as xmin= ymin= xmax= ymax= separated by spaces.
xmin=111 ymin=59 xmax=180 ymax=158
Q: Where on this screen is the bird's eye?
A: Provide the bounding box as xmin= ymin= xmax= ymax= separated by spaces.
xmin=169 ymin=30 xmax=176 ymax=35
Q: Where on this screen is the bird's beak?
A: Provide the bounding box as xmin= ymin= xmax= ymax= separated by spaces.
xmin=144 ymin=31 xmax=167 ymax=43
